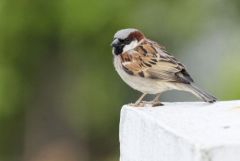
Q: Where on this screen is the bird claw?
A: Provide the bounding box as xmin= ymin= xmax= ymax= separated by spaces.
xmin=128 ymin=102 xmax=145 ymax=107
xmin=152 ymin=102 xmax=164 ymax=107
xmin=142 ymin=101 xmax=164 ymax=107
xmin=128 ymin=101 xmax=164 ymax=107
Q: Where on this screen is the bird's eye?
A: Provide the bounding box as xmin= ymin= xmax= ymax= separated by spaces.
xmin=124 ymin=38 xmax=131 ymax=44
xmin=118 ymin=38 xmax=131 ymax=45
xmin=119 ymin=39 xmax=124 ymax=43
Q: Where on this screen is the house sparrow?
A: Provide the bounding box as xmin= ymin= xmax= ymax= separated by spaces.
xmin=111 ymin=28 xmax=217 ymax=107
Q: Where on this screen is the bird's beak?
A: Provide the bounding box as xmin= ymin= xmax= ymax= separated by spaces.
xmin=111 ymin=39 xmax=120 ymax=47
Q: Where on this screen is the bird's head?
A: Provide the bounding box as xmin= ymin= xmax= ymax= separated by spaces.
xmin=111 ymin=28 xmax=145 ymax=55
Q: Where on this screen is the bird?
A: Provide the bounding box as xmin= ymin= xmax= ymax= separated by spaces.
xmin=111 ymin=28 xmax=217 ymax=107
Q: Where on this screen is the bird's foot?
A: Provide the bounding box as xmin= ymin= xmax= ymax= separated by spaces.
xmin=128 ymin=101 xmax=164 ymax=107
xmin=142 ymin=101 xmax=164 ymax=107
xmin=152 ymin=101 xmax=164 ymax=107
xmin=128 ymin=102 xmax=145 ymax=107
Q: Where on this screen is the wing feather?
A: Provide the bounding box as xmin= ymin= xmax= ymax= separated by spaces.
xmin=120 ymin=40 xmax=194 ymax=84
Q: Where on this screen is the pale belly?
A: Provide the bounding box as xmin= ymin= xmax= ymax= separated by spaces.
xmin=114 ymin=57 xmax=176 ymax=94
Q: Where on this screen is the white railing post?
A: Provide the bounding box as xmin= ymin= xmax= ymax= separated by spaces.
xmin=119 ymin=101 xmax=240 ymax=161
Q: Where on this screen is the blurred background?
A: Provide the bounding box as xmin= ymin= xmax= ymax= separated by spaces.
xmin=0 ymin=0 xmax=240 ymax=160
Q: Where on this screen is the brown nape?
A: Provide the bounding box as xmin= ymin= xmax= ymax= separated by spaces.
xmin=128 ymin=31 xmax=145 ymax=41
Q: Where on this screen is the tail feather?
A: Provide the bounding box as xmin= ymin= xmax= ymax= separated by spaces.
xmin=185 ymin=84 xmax=217 ymax=103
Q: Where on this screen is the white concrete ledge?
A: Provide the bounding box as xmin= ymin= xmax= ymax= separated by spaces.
xmin=119 ymin=101 xmax=240 ymax=161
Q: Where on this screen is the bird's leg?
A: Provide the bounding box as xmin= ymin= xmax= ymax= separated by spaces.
xmin=141 ymin=93 xmax=163 ymax=106
xmin=151 ymin=93 xmax=164 ymax=107
xmin=131 ymin=93 xmax=147 ymax=107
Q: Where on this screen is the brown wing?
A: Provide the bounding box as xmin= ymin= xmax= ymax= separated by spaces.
xmin=120 ymin=40 xmax=194 ymax=84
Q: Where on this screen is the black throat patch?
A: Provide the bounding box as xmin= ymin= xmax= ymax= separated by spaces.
xmin=113 ymin=46 xmax=124 ymax=55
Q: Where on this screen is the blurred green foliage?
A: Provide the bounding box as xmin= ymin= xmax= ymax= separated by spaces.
xmin=0 ymin=0 xmax=240 ymax=161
